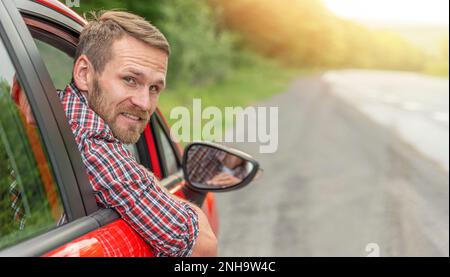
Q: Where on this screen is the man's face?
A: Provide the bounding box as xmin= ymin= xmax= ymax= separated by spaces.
xmin=87 ymin=35 xmax=168 ymax=144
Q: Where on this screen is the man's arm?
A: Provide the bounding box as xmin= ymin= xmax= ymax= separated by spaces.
xmin=79 ymin=133 xmax=199 ymax=256
xmin=184 ymin=203 xmax=217 ymax=257
xmin=155 ymin=179 xmax=217 ymax=257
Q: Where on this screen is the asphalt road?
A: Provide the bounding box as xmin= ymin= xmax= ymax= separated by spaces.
xmin=215 ymin=70 xmax=449 ymax=257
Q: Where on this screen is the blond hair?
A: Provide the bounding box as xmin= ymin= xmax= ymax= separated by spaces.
xmin=75 ymin=10 xmax=170 ymax=73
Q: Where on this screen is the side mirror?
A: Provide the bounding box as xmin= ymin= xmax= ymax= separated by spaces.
xmin=182 ymin=142 xmax=261 ymax=192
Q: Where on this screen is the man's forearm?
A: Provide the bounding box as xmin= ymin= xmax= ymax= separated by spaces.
xmin=158 ymin=184 xmax=218 ymax=257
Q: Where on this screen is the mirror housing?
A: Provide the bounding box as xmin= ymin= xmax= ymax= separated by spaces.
xmin=182 ymin=142 xmax=260 ymax=192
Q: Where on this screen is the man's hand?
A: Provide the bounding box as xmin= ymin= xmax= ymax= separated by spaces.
xmin=189 ymin=204 xmax=218 ymax=257
xmin=206 ymin=172 xmax=242 ymax=186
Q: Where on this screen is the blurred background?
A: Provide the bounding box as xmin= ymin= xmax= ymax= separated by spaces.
xmin=72 ymin=0 xmax=448 ymax=256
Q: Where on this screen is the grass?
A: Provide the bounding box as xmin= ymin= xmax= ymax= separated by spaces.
xmin=158 ymin=59 xmax=302 ymax=141
xmin=157 ymin=59 xmax=303 ymax=144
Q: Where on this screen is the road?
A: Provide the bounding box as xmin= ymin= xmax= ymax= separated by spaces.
xmin=215 ymin=70 xmax=449 ymax=256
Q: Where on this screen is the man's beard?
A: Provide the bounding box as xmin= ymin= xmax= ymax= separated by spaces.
xmin=87 ymin=78 xmax=150 ymax=144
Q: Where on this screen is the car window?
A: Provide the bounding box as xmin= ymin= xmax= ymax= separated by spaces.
xmin=0 ymin=38 xmax=66 ymax=250
xmin=33 ymin=39 xmax=73 ymax=90
xmin=155 ymin=119 xmax=179 ymax=176
xmin=29 ymin=28 xmax=145 ymax=165
xmin=124 ymin=144 xmax=140 ymax=164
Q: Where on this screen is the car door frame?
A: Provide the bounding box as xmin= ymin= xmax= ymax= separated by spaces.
xmin=0 ymin=0 xmax=120 ymax=257
xmin=1 ymin=0 xmax=98 ymax=221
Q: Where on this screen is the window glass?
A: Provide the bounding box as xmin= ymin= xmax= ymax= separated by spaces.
xmin=156 ymin=121 xmax=179 ymax=176
xmin=124 ymin=144 xmax=141 ymax=164
xmin=34 ymin=39 xmax=73 ymax=89
xmin=0 ymin=38 xmax=65 ymax=250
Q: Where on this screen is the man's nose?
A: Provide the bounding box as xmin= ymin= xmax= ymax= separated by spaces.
xmin=130 ymin=87 xmax=152 ymax=112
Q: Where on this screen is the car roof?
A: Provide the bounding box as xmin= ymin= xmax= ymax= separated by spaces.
xmin=35 ymin=0 xmax=86 ymax=25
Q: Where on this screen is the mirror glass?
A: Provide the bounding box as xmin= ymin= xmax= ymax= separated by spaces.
xmin=185 ymin=144 xmax=255 ymax=189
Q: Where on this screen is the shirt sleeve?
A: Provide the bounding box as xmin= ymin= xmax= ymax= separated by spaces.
xmin=76 ymin=125 xmax=199 ymax=257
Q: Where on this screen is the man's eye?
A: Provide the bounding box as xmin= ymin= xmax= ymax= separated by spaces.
xmin=124 ymin=77 xmax=136 ymax=86
xmin=149 ymin=85 xmax=159 ymax=94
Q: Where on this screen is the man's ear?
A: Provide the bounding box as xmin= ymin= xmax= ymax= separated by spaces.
xmin=73 ymin=55 xmax=94 ymax=92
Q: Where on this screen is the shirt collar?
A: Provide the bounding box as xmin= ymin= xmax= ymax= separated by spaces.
xmin=68 ymin=81 xmax=89 ymax=105
xmin=63 ymin=81 xmax=117 ymax=142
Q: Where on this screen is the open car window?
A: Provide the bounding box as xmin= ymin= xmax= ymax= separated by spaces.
xmin=24 ymin=18 xmax=143 ymax=164
xmin=33 ymin=38 xmax=73 ymax=90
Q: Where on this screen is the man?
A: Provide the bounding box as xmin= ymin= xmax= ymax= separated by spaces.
xmin=59 ymin=11 xmax=216 ymax=257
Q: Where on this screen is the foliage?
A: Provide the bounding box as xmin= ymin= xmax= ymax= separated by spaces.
xmin=212 ymin=0 xmax=448 ymax=76
xmin=73 ymin=0 xmax=449 ymax=82
xmin=75 ymin=0 xmax=237 ymax=88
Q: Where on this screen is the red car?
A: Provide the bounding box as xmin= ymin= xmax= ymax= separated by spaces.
xmin=0 ymin=0 xmax=259 ymax=256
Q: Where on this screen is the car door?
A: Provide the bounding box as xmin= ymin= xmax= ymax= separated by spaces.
xmin=0 ymin=0 xmax=155 ymax=257
xmin=16 ymin=0 xmax=216 ymax=219
xmin=2 ymin=0 xmax=217 ymax=257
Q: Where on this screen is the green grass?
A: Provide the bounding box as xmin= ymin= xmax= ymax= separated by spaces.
xmin=157 ymin=60 xmax=302 ymax=144
xmin=159 ymin=60 xmax=300 ymax=124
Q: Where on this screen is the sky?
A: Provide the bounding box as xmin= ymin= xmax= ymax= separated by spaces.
xmin=322 ymin=0 xmax=449 ymax=26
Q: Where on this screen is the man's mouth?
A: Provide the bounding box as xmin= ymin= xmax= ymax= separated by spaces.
xmin=120 ymin=112 xmax=142 ymax=121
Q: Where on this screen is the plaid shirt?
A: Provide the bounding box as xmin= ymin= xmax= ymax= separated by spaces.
xmin=57 ymin=83 xmax=198 ymax=257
